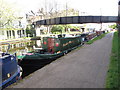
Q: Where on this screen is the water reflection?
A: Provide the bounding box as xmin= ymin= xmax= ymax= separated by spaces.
xmin=0 ymin=40 xmax=42 ymax=56
xmin=9 ymin=47 xmax=33 ymax=56
xmin=0 ymin=40 xmax=46 ymax=78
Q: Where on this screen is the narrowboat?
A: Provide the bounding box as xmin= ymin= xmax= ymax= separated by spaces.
xmin=17 ymin=34 xmax=83 ymax=65
xmin=80 ymin=33 xmax=89 ymax=42
xmin=0 ymin=43 xmax=22 ymax=89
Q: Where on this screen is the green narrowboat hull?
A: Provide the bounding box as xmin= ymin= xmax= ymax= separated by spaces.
xmin=17 ymin=52 xmax=64 ymax=67
xmin=17 ymin=43 xmax=81 ymax=61
xmin=17 ymin=52 xmax=63 ymax=60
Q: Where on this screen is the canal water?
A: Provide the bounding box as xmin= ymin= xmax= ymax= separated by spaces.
xmin=0 ymin=40 xmax=51 ymax=78
xmin=0 ymin=40 xmax=41 ymax=56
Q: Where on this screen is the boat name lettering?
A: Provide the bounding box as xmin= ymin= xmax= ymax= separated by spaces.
xmin=63 ymin=41 xmax=74 ymax=47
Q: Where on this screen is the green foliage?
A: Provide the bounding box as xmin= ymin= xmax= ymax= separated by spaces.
xmin=109 ymin=24 xmax=117 ymax=29
xmin=71 ymin=26 xmax=80 ymax=30
xmin=51 ymin=25 xmax=65 ymax=34
xmin=106 ymin=31 xmax=119 ymax=88
xmin=51 ymin=25 xmax=80 ymax=34
xmin=26 ymin=24 xmax=35 ymax=37
xmin=0 ymin=0 xmax=17 ymax=28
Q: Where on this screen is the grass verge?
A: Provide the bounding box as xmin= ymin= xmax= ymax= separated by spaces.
xmin=86 ymin=33 xmax=107 ymax=44
xmin=105 ymin=31 xmax=119 ymax=88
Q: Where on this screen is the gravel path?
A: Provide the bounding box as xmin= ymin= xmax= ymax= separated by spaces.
xmin=11 ymin=32 xmax=113 ymax=88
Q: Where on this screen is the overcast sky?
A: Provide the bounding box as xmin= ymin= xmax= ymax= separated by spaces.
xmin=4 ymin=0 xmax=118 ymax=16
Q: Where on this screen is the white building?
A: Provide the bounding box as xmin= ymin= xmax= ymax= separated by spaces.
xmin=0 ymin=14 xmax=27 ymax=40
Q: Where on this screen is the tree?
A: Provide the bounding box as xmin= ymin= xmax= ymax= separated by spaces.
xmin=109 ymin=24 xmax=117 ymax=29
xmin=51 ymin=25 xmax=80 ymax=34
xmin=26 ymin=24 xmax=36 ymax=37
xmin=0 ymin=0 xmax=18 ymax=29
xmin=51 ymin=25 xmax=65 ymax=34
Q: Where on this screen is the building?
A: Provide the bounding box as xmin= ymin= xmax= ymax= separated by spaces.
xmin=26 ymin=8 xmax=52 ymax=36
xmin=0 ymin=15 xmax=27 ymax=40
xmin=27 ymin=8 xmax=79 ymax=36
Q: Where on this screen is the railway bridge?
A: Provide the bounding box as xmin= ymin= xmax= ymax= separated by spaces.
xmin=33 ymin=1 xmax=120 ymax=36
xmin=34 ymin=16 xmax=118 ymax=26
xmin=33 ymin=16 xmax=118 ymax=37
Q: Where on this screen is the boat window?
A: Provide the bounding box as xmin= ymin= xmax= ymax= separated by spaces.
xmin=50 ymin=49 xmax=52 ymax=52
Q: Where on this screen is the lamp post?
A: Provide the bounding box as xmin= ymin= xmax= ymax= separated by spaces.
xmin=65 ymin=0 xmax=68 ymax=32
xmin=100 ymin=8 xmax=102 ymax=31
xmin=118 ymin=0 xmax=120 ymax=37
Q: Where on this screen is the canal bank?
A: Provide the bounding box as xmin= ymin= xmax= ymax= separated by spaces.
xmin=10 ymin=32 xmax=113 ymax=88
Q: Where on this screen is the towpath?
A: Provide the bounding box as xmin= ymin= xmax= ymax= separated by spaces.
xmin=11 ymin=32 xmax=113 ymax=88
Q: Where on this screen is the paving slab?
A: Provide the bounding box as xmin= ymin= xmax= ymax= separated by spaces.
xmin=11 ymin=32 xmax=113 ymax=88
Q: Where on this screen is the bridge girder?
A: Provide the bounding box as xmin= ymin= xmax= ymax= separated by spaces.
xmin=34 ymin=16 xmax=118 ymax=26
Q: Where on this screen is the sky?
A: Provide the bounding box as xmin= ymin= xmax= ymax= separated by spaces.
xmin=3 ymin=0 xmax=118 ymax=16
